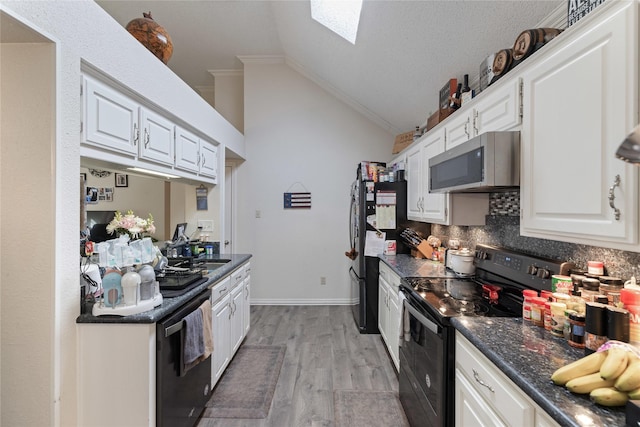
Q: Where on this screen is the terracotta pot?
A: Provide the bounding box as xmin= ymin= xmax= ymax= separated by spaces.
xmin=126 ymin=12 xmax=173 ymax=64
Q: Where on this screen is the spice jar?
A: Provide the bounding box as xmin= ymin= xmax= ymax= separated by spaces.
xmin=584 ymin=302 xmax=607 ymax=355
xmin=530 ymin=297 xmax=547 ymax=327
xmin=571 ymin=274 xmax=586 ymax=289
xmin=541 ymin=290 xmax=553 ymax=301
xmin=607 ymin=306 xmax=630 ymax=343
xmin=567 ymin=291 xmax=586 ymax=314
xmin=552 ymin=275 xmax=572 ymax=294
xmin=522 ymin=289 xmax=538 ymax=321
xmin=568 ymin=312 xmax=586 ymax=348
xmin=550 ymin=302 xmax=567 ymax=337
xmin=581 ymin=278 xmax=601 ymax=302
xmin=544 ymin=301 xmax=553 ymax=331
xmin=621 ymin=288 xmax=640 ymax=346
xmin=564 ymin=309 xmax=577 ymax=340
xmin=599 ymin=276 xmax=623 ymax=305
xmin=588 ymin=261 xmax=604 ymax=276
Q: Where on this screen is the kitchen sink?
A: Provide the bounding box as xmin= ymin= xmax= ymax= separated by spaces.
xmin=199 ymin=259 xmax=231 ymax=273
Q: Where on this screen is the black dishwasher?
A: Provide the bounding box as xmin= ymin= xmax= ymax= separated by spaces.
xmin=157 ymin=289 xmax=212 ymax=427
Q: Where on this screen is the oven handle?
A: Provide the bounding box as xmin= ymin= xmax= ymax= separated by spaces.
xmin=403 ymin=297 xmax=440 ymax=335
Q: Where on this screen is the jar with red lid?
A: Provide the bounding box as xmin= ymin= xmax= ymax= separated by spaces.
xmin=621 ymin=288 xmax=640 ymax=346
xmin=530 ymin=297 xmax=547 ymax=327
xmin=544 ymin=301 xmax=552 ymax=331
xmin=587 ymin=261 xmax=604 ymax=276
xmin=522 ymin=289 xmax=538 ymax=321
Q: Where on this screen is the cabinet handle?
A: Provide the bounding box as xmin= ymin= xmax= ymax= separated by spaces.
xmin=220 ymin=287 xmax=227 ymax=293
xmin=473 ymin=110 xmax=479 ymax=134
xmin=133 ymin=123 xmax=139 ymax=145
xmin=197 ymin=152 xmax=201 ymax=167
xmin=144 ymin=128 xmax=150 ymax=148
xmin=464 ymin=119 xmax=469 ymax=138
xmin=608 ymin=174 xmax=621 ymax=221
xmin=228 ymin=303 xmax=232 ymax=319
xmin=202 ymin=155 xmax=206 ymax=167
xmin=472 ymin=369 xmax=495 ymax=393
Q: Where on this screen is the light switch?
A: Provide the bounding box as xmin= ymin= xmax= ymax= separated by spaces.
xmin=255 ymin=210 xmax=261 ymax=218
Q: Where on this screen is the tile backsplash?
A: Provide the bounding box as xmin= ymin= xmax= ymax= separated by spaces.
xmin=430 ymin=191 xmax=640 ymax=282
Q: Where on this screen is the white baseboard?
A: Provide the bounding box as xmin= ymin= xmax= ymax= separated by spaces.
xmin=250 ymin=298 xmax=355 ymax=306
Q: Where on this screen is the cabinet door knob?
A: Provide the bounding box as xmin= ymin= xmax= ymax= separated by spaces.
xmin=608 ymin=174 xmax=621 ymax=221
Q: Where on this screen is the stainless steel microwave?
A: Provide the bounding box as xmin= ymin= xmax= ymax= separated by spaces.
xmin=429 ymin=131 xmax=520 ymax=193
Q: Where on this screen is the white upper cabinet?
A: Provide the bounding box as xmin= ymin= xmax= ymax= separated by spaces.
xmin=420 ymin=129 xmax=448 ymax=223
xmin=139 ymin=107 xmax=174 ymax=166
xmin=83 ymin=76 xmax=139 ymax=156
xmin=445 ymin=77 xmax=522 ymax=150
xmin=520 ymin=1 xmax=639 ymax=249
xmin=406 ymin=143 xmax=424 ymax=221
xmin=82 ymin=73 xmax=220 ymax=185
xmin=175 ymin=126 xmax=201 ymax=173
xmin=199 ymin=142 xmax=218 ymax=180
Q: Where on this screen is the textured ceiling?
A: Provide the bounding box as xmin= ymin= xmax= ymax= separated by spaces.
xmin=97 ymin=0 xmax=562 ymax=134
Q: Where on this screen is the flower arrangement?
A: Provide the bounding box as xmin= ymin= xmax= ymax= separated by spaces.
xmin=106 ymin=210 xmax=156 ymax=240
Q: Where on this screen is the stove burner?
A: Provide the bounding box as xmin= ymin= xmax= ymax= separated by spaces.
xmin=438 ymin=296 xmax=489 ymax=316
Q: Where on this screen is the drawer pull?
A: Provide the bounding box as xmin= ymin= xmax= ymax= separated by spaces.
xmin=473 ymin=369 xmax=495 ymax=393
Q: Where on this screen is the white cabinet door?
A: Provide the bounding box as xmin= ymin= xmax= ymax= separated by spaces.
xmin=175 ymin=126 xmax=200 ymax=173
xmin=200 ymin=141 xmax=218 ymax=181
xmin=211 ymin=294 xmax=231 ymax=386
xmin=520 ymin=1 xmax=638 ymax=249
xmin=445 ymin=111 xmax=473 ymax=150
xmin=230 ymin=281 xmax=244 ymax=354
xmin=83 ymin=76 xmax=138 ymax=155
xmin=243 ymin=275 xmax=251 ymax=336
xmin=421 ymin=129 xmax=448 ymax=224
xmin=455 ymin=369 xmax=507 ymax=427
xmin=378 ymin=278 xmax=388 ymax=342
xmin=387 ymin=289 xmax=400 ymax=371
xmin=406 ymin=144 xmax=423 ymax=221
xmin=139 ymin=107 xmax=174 ymax=166
xmin=474 ymin=77 xmax=522 ymax=134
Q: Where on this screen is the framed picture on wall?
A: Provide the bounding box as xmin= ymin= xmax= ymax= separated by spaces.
xmin=115 ymin=173 xmax=128 ymax=188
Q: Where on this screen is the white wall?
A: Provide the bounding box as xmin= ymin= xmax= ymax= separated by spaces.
xmin=0 ymin=2 xmax=241 ymax=426
xmin=238 ymin=59 xmax=393 ymax=303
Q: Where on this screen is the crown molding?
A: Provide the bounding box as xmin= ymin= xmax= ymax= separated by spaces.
xmin=207 ymin=69 xmax=244 ymax=78
xmin=237 ymin=55 xmax=285 ymax=65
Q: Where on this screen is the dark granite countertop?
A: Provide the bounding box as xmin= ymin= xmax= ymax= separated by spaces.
xmin=76 ymin=254 xmax=252 ymax=324
xmin=452 ymin=317 xmax=626 ymax=427
xmin=379 ymin=253 xmax=457 ymax=279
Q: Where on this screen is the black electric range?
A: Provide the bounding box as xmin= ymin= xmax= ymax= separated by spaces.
xmin=156 ymin=270 xmax=207 ymax=298
xmin=398 ymin=244 xmax=575 ymax=427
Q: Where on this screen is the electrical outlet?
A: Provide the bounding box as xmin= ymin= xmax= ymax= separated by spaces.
xmin=320 ymin=277 xmax=326 ymax=285
xmin=255 ymin=210 xmax=261 ymax=218
xmin=197 ymin=220 xmax=214 ymax=232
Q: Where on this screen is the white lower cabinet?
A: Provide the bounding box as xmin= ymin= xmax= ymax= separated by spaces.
xmin=243 ymin=263 xmax=251 ymax=336
xmin=211 ymin=263 xmax=250 ymax=389
xmin=455 ymin=332 xmax=559 ymax=427
xmin=378 ymin=262 xmax=401 ymax=371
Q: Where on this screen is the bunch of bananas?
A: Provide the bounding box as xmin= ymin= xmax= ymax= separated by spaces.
xmin=551 ymin=342 xmax=640 ymax=407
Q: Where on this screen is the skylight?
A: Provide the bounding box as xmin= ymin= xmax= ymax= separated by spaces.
xmin=310 ymin=0 xmax=363 ymax=44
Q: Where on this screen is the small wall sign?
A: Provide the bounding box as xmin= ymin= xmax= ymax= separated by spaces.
xmin=567 ymin=0 xmax=606 ymax=27
xmin=284 ymin=192 xmax=311 ymax=209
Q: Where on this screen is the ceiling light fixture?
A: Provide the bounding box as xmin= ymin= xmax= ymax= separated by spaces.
xmin=310 ymin=0 xmax=362 ymax=44
xmin=126 ymin=167 xmax=180 ymax=179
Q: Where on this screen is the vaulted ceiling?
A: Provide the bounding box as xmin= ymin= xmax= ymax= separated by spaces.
xmin=97 ymin=0 xmax=562 ymax=135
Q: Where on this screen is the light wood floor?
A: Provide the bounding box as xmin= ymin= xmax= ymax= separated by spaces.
xmin=197 ymin=305 xmax=399 ymax=427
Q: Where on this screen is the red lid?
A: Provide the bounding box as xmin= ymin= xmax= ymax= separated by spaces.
xmin=621 ymin=288 xmax=640 ymax=306
xmin=522 ymin=289 xmax=538 ymax=297
xmin=532 ymin=297 xmax=547 ymax=306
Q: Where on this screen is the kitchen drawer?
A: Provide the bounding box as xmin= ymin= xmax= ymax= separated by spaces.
xmin=211 ymin=276 xmax=232 ymax=304
xmin=231 ymin=266 xmax=245 ymax=285
xmin=379 ymin=262 xmax=401 ymax=289
xmin=456 ymin=334 xmax=534 ymax=427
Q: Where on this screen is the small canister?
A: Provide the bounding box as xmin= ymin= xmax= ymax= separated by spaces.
xmin=522 ymin=289 xmax=538 ymax=321
xmin=568 ymin=312 xmax=586 ymax=348
xmin=544 ymin=301 xmax=553 ymax=331
xmin=584 ymin=302 xmax=608 ymax=355
xmin=588 ymin=261 xmax=604 ymax=276
xmin=599 ymin=276 xmax=623 ymax=305
xmin=564 ymin=309 xmax=577 ymax=340
xmin=552 ymin=275 xmax=572 ymax=294
xmin=550 ymin=302 xmax=567 ymax=337
xmin=531 ymin=297 xmax=547 ymax=327
xmin=581 ymin=278 xmax=601 ymax=302
xmin=607 ymin=306 xmax=630 ymax=343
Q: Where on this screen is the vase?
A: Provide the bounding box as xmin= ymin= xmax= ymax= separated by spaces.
xmin=125 ymin=12 xmax=173 ymax=64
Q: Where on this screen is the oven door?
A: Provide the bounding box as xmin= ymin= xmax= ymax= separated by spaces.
xmin=399 ymin=296 xmax=447 ymax=427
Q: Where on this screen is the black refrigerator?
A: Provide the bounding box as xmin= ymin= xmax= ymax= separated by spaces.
xmin=348 ymin=162 xmax=408 ymax=334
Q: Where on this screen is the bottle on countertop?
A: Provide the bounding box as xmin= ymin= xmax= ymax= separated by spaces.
xmin=584 ymin=302 xmax=607 ymax=355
